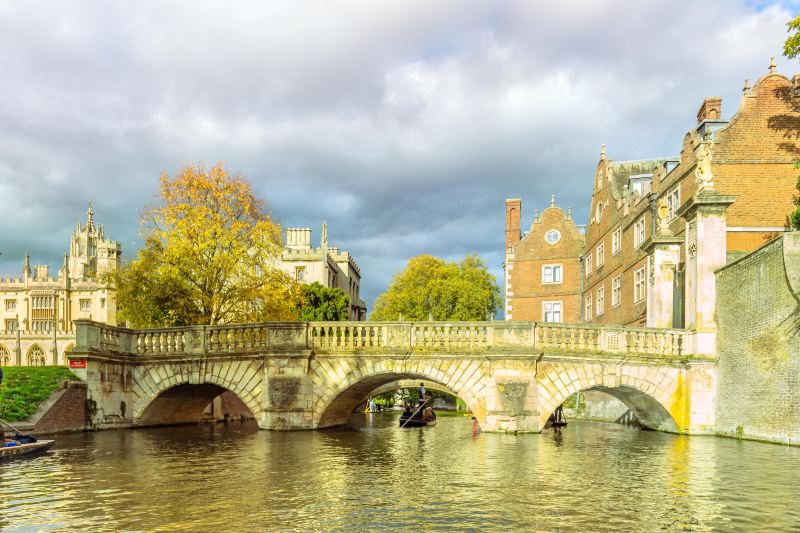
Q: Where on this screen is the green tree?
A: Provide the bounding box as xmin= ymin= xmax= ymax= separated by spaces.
xmin=785 ymin=15 xmax=800 ymax=59
xmin=791 ymin=173 xmax=800 ymax=230
xmin=784 ymin=16 xmax=800 ymax=230
xmin=298 ymin=282 xmax=350 ymax=321
xmin=112 ymin=163 xmax=302 ymax=328
xmin=371 ymin=254 xmax=501 ymax=321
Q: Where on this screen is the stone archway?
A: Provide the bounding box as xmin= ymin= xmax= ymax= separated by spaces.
xmin=536 ymin=361 xmax=682 ymax=432
xmin=62 ymin=344 xmax=75 ymax=364
xmin=0 ymin=344 xmax=9 ymax=366
xmin=311 ymin=357 xmax=490 ymax=428
xmin=132 ymin=360 xmax=264 ymax=425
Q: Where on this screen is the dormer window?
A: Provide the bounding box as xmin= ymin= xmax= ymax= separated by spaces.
xmin=628 ymin=174 xmax=653 ymax=197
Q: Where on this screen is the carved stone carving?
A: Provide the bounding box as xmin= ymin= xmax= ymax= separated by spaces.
xmin=694 ymin=142 xmax=714 ymax=192
xmin=269 ymin=378 xmax=300 ymax=410
xmin=656 ymin=198 xmax=672 ymax=236
xmin=687 ymin=220 xmax=697 ymax=260
xmin=496 ymin=381 xmax=528 ymax=412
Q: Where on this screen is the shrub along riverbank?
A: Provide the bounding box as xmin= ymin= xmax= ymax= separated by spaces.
xmin=0 ymin=366 xmax=78 ymax=422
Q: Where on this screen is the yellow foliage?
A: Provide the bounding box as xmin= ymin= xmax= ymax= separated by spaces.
xmin=117 ymin=163 xmax=302 ymax=327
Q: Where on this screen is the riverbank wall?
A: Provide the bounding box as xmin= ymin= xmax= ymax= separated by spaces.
xmin=715 ymin=233 xmax=800 ymax=446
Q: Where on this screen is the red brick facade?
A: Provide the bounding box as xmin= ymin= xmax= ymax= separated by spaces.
xmin=505 ymin=63 xmax=800 ymax=327
xmin=504 ymin=197 xmax=584 ymax=322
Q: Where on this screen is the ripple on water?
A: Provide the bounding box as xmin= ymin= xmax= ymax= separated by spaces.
xmin=1 ymin=417 xmax=800 ymax=531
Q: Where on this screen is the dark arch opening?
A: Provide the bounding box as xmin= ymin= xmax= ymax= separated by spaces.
xmin=548 ymin=385 xmax=677 ymax=433
xmin=138 ymin=384 xmax=255 ymax=427
xmin=317 ymin=372 xmax=475 ymax=428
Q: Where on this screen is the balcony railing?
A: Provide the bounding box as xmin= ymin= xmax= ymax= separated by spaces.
xmin=71 ymin=319 xmax=695 ymax=359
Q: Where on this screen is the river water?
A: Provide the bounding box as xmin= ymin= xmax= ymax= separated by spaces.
xmin=2 ymin=414 xmax=799 ymax=532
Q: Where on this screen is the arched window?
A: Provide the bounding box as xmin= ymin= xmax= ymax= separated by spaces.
xmin=0 ymin=344 xmax=9 ymax=366
xmin=27 ymin=345 xmax=46 ymax=367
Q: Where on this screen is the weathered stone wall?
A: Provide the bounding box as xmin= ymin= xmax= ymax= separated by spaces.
xmin=32 ymin=381 xmax=87 ymax=434
xmin=573 ymin=390 xmax=630 ymax=422
xmin=716 ymin=233 xmax=800 ymax=445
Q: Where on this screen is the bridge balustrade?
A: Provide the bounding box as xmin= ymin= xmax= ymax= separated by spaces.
xmin=73 ymin=319 xmax=693 ymax=359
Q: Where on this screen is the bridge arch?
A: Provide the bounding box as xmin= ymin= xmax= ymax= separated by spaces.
xmin=537 ymin=362 xmax=682 ymax=432
xmin=366 ymin=379 xmax=458 ymax=400
xmin=132 ymin=360 xmax=263 ymax=425
xmin=311 ymin=357 xmax=490 ymax=428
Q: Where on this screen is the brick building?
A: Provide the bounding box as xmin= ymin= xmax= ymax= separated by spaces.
xmin=585 ymin=61 xmax=800 ymax=327
xmin=505 ymin=61 xmax=800 ymax=329
xmin=504 ymin=195 xmax=584 ymax=322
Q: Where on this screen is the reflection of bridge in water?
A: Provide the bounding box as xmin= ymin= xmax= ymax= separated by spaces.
xmin=71 ymin=319 xmax=717 ymax=434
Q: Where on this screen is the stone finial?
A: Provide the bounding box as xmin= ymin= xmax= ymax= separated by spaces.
xmin=23 ymin=252 xmax=30 ymax=276
xmin=550 ymin=194 xmax=556 ymax=208
xmin=321 ymin=221 xmax=328 ymax=247
xmin=769 ymin=56 xmax=777 ymax=73
xmin=694 ymin=141 xmax=715 ymax=193
xmin=567 ymin=207 xmax=573 ymax=220
xmin=87 ymin=200 xmax=94 ymax=229
xmin=743 ymin=78 xmax=751 ymax=93
xmin=533 ymin=209 xmax=539 ymax=223
xmin=600 ymin=144 xmax=606 ymax=159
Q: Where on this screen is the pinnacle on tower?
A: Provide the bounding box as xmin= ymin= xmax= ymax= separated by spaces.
xmin=87 ymin=200 xmax=94 ymax=230
xmin=769 ymin=56 xmax=777 ymax=74
xmin=550 ymin=194 xmax=556 ymax=208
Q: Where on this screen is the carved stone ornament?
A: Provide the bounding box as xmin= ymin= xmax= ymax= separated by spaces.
xmin=694 ymin=142 xmax=714 ymax=192
xmin=649 ymin=256 xmax=655 ymax=286
xmin=656 ymin=198 xmax=672 ymax=235
xmin=687 ymin=220 xmax=697 ymax=260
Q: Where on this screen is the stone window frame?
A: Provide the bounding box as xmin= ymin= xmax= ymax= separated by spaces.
xmin=31 ymin=295 xmax=53 ymax=310
xmin=634 ymin=266 xmax=646 ymax=303
xmin=5 ymin=319 xmax=18 ymax=333
xmin=596 ymin=285 xmax=605 ymax=316
xmin=585 ymin=252 xmax=593 ymax=277
xmin=5 ymin=299 xmax=16 ymax=311
xmin=596 ymin=242 xmax=605 ymax=268
xmin=634 ymin=216 xmax=646 ymax=249
xmin=666 ymin=186 xmax=680 ymax=221
xmin=611 ymin=275 xmax=622 ymax=307
xmin=79 ymin=298 xmax=92 ymax=312
xmin=612 ymin=227 xmax=621 ymax=255
xmin=295 ymin=266 xmax=306 ymax=281
xmin=541 ymin=263 xmax=563 ymax=284
xmin=542 ymin=300 xmax=562 ymax=323
xmin=585 ymin=294 xmax=593 ymax=321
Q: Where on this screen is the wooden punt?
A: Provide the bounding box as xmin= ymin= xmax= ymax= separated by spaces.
xmin=0 ymin=440 xmax=55 ymax=461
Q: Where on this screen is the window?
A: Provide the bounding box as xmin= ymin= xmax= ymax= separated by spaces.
xmin=27 ymin=345 xmax=46 ymax=367
xmin=634 ymin=216 xmax=646 ymax=248
xmin=32 ymin=320 xmax=52 ymax=332
xmin=634 ymin=266 xmax=646 ymax=303
xmin=5 ymin=299 xmax=16 ymax=311
xmin=596 ymin=286 xmax=605 ymax=316
xmin=32 ymin=296 xmax=53 ymax=309
xmin=5 ymin=319 xmax=18 ymax=333
xmin=542 ymin=264 xmax=563 ymax=284
xmin=585 ymin=294 xmax=592 ymax=320
xmin=585 ymin=253 xmax=593 ymax=277
xmin=667 ymin=186 xmax=680 ymax=221
xmin=612 ymin=228 xmax=621 ymax=255
xmin=611 ymin=276 xmax=621 ymax=307
xmin=295 ymin=266 xmax=306 ymax=281
xmin=79 ymin=299 xmax=91 ymax=312
xmin=545 ymin=230 xmax=561 ymax=244
xmin=596 ymin=242 xmax=605 ymax=268
xmin=543 ymin=301 xmax=562 ymax=322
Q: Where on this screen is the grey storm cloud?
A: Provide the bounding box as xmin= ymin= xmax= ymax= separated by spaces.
xmin=0 ymin=0 xmax=796 ymax=309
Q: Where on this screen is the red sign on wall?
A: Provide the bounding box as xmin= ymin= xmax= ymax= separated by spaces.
xmin=69 ymin=359 xmax=87 ymax=369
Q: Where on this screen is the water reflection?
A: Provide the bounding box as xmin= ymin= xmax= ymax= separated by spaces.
xmin=1 ymin=415 xmax=799 ymax=531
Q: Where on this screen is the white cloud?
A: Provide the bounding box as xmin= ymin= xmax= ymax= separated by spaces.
xmin=0 ymin=0 xmax=796 ymax=308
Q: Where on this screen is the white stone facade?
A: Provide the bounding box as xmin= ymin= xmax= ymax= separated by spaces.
xmin=279 ymin=223 xmax=367 ymax=320
xmin=0 ymin=203 xmax=120 ymax=366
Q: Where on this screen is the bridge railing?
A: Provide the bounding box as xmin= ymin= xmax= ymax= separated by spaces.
xmin=73 ymin=319 xmax=693 ymax=358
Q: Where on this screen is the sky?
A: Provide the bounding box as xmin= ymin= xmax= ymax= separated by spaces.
xmin=0 ymin=0 xmax=798 ymax=311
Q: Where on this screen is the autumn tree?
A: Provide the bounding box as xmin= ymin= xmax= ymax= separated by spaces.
xmin=370 ymin=254 xmax=500 ymax=321
xmin=297 ymin=282 xmax=350 ymax=321
xmin=114 ymin=163 xmax=301 ymax=327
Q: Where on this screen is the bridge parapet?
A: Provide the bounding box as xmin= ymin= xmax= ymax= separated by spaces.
xmin=73 ymin=319 xmax=695 ymax=360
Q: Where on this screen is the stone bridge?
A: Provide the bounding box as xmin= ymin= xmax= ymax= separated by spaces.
xmin=69 ymin=319 xmax=717 ymax=434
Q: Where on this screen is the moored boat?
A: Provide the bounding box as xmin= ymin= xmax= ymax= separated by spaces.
xmin=1 ymin=440 xmax=55 ymax=461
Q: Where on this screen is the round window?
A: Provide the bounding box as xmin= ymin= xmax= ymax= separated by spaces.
xmin=545 ymin=230 xmax=561 ymax=244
